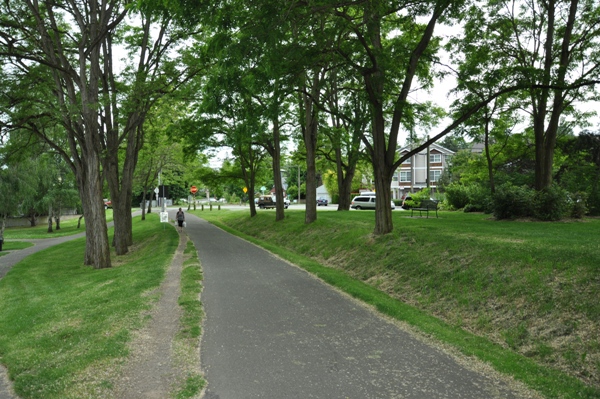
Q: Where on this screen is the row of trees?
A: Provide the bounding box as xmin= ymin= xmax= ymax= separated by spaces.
xmin=2 ymin=0 xmax=600 ymax=268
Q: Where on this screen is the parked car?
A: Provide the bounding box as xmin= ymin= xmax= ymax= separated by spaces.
xmin=351 ymin=195 xmax=395 ymax=210
xmin=317 ymin=198 xmax=328 ymax=206
xmin=351 ymin=195 xmax=376 ymax=210
xmin=104 ymin=199 xmax=112 ymax=209
xmin=257 ymin=195 xmax=289 ymax=209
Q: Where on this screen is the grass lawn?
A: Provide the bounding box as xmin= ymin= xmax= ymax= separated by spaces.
xmin=0 ymin=213 xmax=182 ymax=399
xmin=2 ymin=210 xmax=114 ymax=240
xmin=193 ymin=208 xmax=600 ymax=399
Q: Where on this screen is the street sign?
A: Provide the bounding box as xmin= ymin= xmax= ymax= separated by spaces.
xmin=243 ymin=187 xmax=248 ymax=193
xmin=154 ymin=187 xmax=159 ymax=194
xmin=190 ymin=185 xmax=198 ymax=194
xmin=160 ymin=212 xmax=168 ymax=223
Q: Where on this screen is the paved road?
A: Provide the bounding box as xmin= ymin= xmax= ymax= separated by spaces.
xmin=186 ymin=213 xmax=524 ymax=399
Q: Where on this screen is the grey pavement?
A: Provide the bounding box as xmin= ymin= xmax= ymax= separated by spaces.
xmin=186 ymin=213 xmax=524 ymax=399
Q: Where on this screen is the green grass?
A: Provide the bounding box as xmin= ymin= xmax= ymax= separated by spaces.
xmin=2 ymin=210 xmax=114 ymax=239
xmin=0 ymin=212 xmax=178 ymax=399
xmin=172 ymin=239 xmax=205 ymax=399
xmin=0 ymin=241 xmax=35 ymax=251
xmin=192 ymin=209 xmax=600 ymax=399
xmin=4 ymin=209 xmax=113 ymax=239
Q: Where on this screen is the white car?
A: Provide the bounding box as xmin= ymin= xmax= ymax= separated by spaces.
xmin=351 ymin=195 xmax=396 ymax=210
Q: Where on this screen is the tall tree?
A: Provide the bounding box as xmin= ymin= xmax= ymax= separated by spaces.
xmin=320 ymin=68 xmax=369 ymax=210
xmin=455 ymin=0 xmax=600 ymax=191
xmin=328 ymin=0 xmax=458 ymax=234
xmin=0 ymin=1 xmax=204 ymax=265
xmin=0 ymin=1 xmax=115 ymax=267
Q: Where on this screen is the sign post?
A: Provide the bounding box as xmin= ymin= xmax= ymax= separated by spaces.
xmin=190 ymin=186 xmax=198 ymax=210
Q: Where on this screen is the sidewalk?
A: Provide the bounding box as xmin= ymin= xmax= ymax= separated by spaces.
xmin=185 ymin=214 xmax=537 ymax=399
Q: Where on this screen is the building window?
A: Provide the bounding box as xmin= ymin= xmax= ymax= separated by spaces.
xmin=400 ymin=171 xmax=412 ymax=182
xmin=429 ymin=170 xmax=441 ymax=182
xmin=430 ymin=153 xmax=441 ymax=163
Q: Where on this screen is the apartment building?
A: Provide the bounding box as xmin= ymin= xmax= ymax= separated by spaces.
xmin=391 ymin=143 xmax=454 ymax=200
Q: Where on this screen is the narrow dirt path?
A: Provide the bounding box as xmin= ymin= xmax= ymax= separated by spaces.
xmin=112 ymin=231 xmax=187 ymax=399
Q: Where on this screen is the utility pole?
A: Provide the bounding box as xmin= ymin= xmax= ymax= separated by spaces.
xmin=426 ymin=137 xmax=431 ymax=189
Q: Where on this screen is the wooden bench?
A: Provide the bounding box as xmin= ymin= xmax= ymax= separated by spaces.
xmin=411 ymin=199 xmax=439 ymax=218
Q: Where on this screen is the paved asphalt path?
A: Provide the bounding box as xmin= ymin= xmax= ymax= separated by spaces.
xmin=185 ymin=213 xmax=523 ymax=399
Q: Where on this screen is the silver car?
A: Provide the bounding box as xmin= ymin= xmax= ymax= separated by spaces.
xmin=351 ymin=195 xmax=396 ymax=210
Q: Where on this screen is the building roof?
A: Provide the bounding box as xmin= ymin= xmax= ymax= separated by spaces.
xmin=398 ymin=142 xmax=456 ymax=155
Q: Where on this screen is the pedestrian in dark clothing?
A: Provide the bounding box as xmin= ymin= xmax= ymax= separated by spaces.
xmin=176 ymin=208 xmax=185 ymax=232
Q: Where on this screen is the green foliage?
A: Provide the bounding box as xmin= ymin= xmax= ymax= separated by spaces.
xmin=490 ymin=182 xmax=586 ymax=222
xmin=445 ymin=183 xmax=493 ymax=213
xmin=532 ymin=184 xmax=570 ymax=221
xmin=588 ymin=184 xmax=600 ymax=216
xmin=322 ymin=170 xmax=339 ymax=198
xmin=444 ymin=183 xmax=471 ymax=209
xmin=406 ymin=188 xmax=432 ymax=208
xmin=492 ymin=183 xmax=534 ymax=220
xmin=570 ymin=192 xmax=588 ymax=219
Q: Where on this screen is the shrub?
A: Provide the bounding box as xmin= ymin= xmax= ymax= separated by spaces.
xmin=532 ymin=184 xmax=570 ymax=221
xmin=409 ymin=188 xmax=432 ymax=207
xmin=445 ymin=183 xmax=492 ymax=212
xmin=570 ymin=192 xmax=588 ymax=219
xmin=492 ymin=183 xmax=535 ymax=220
xmin=465 ymin=185 xmax=493 ymax=213
xmin=444 ymin=183 xmax=471 ymax=209
xmin=588 ymin=183 xmax=600 ymax=216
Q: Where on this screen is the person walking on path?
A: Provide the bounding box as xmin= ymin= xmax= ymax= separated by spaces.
xmin=176 ymin=208 xmax=185 ymax=232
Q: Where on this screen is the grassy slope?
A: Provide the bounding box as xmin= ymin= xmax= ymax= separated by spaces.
xmin=193 ymin=209 xmax=600 ymax=398
xmin=0 ymin=213 xmax=178 ymax=399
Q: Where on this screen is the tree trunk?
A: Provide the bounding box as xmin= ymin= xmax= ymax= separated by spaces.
xmin=337 ymin=166 xmax=356 ymax=211
xmin=77 ymin=157 xmax=112 ymax=269
xmin=47 ymin=205 xmax=53 ymax=233
xmin=273 ymin=130 xmax=286 ymax=220
xmin=29 ymin=209 xmax=37 ymax=227
xmin=141 ymin=188 xmax=148 ymax=221
xmin=532 ymin=0 xmax=576 ymax=191
xmin=302 ymin=68 xmax=321 ymax=224
xmin=483 ymin=110 xmax=496 ymax=194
